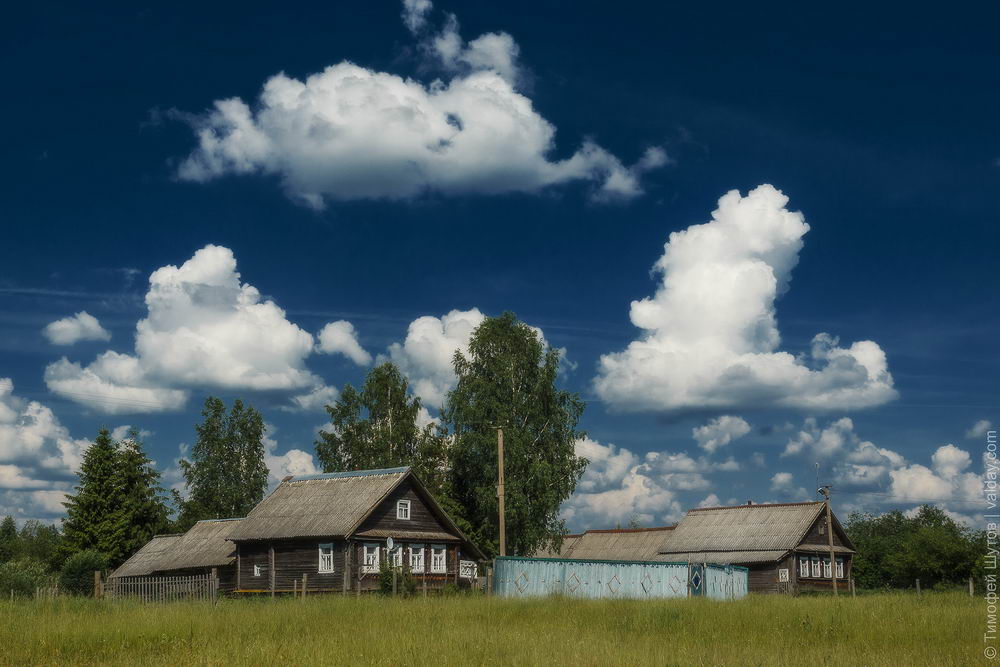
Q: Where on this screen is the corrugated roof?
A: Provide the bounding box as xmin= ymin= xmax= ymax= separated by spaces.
xmin=660 ymin=502 xmax=826 ymax=554
xmin=111 ymin=519 xmax=242 ymax=578
xmin=656 ymin=550 xmax=790 ymax=565
xmin=795 ymin=543 xmax=855 ymax=554
xmin=230 ymin=468 xmax=408 ymax=541
xmin=569 ymin=526 xmax=676 ymax=561
xmin=533 ymin=534 xmax=582 ymax=559
xmin=355 ymin=528 xmax=458 ymax=542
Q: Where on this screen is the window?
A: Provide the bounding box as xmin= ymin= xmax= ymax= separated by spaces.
xmin=823 ymin=558 xmax=832 ymax=579
xmin=799 ymin=556 xmax=810 ymax=577
xmin=253 ymin=564 xmax=263 ymax=577
xmin=431 ymin=545 xmax=446 ymax=573
xmin=836 ymin=558 xmax=844 ymax=579
xmin=397 ymin=499 xmax=411 ymax=520
xmin=390 ymin=546 xmax=403 ymax=567
xmin=410 ymin=544 xmax=425 ymax=573
xmin=318 ymin=543 xmax=335 ymax=574
xmin=811 ymin=557 xmax=822 ymax=578
xmin=363 ymin=543 xmax=380 ymax=574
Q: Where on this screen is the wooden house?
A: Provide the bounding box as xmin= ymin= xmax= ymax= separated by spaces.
xmin=109 ymin=518 xmax=242 ymax=592
xmin=227 ymin=467 xmax=485 ymax=594
xmin=656 ymin=501 xmax=855 ymax=593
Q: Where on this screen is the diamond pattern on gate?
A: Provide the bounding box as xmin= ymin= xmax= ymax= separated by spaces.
xmin=668 ymin=574 xmax=684 ymax=595
xmin=514 ymin=571 xmax=530 ymax=594
xmin=640 ymin=572 xmax=654 ymax=595
xmin=566 ymin=571 xmax=582 ymax=593
xmin=607 ymin=574 xmax=622 ymax=595
xmin=690 ymin=570 xmax=702 ymax=590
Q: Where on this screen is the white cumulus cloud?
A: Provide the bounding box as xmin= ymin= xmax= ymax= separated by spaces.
xmin=43 ymin=311 xmax=111 ymax=345
xmin=175 ymin=4 xmax=664 ymax=208
xmin=45 ymin=245 xmax=336 ymax=414
xmin=317 ymin=320 xmax=371 ymax=366
xmin=967 ymin=419 xmax=993 ymax=439
xmin=692 ymin=415 xmax=750 ymax=454
xmin=593 ymin=185 xmax=897 ymax=412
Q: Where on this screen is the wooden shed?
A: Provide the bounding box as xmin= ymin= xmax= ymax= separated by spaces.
xmin=535 ymin=526 xmax=675 ymax=561
xmin=657 ymin=501 xmax=855 ymax=593
xmin=109 ymin=518 xmax=242 ymax=592
xmin=227 ymin=466 xmax=485 ymax=594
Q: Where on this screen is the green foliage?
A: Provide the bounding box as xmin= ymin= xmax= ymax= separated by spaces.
xmin=16 ymin=520 xmax=65 ymax=572
xmin=0 ymin=557 xmax=52 ymax=598
xmin=59 ymin=550 xmax=108 ymax=596
xmin=315 ymin=362 xmax=450 ymax=495
xmin=0 ymin=515 xmax=17 ymax=563
xmin=61 ymin=428 xmax=120 ymax=562
xmin=377 ymin=560 xmax=417 ymax=597
xmin=61 ymin=427 xmax=168 ymax=568
xmin=443 ymin=312 xmax=587 ymax=558
xmin=845 ymin=505 xmax=984 ymax=589
xmin=176 ymin=397 xmax=268 ymax=530
xmin=110 ymin=430 xmax=170 ymax=565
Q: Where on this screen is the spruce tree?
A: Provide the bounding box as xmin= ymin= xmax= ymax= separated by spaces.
xmin=176 ymin=397 xmax=268 ymax=530
xmin=110 ymin=429 xmax=170 ymax=566
xmin=61 ymin=428 xmax=120 ymax=560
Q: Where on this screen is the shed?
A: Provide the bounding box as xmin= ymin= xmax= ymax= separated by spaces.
xmin=537 ymin=526 xmax=675 ymax=561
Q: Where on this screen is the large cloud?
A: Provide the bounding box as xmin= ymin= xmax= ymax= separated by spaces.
xmin=692 ymin=415 xmax=750 ymax=454
xmin=594 ymin=185 xmax=897 ymax=412
xmin=45 ymin=245 xmax=337 ymax=414
xmin=175 ymin=3 xmax=664 ymax=208
xmin=43 ymin=311 xmax=111 ymax=345
xmin=0 ymin=378 xmax=87 ymax=520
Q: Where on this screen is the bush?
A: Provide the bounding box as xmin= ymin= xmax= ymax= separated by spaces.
xmin=0 ymin=558 xmax=52 ymax=598
xmin=378 ymin=561 xmax=417 ymax=597
xmin=60 ymin=550 xmax=108 ymax=596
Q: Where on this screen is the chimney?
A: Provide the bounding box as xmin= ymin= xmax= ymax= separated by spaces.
xmin=747 ymin=499 xmax=754 ymax=506
xmin=282 ymin=475 xmax=293 ymax=482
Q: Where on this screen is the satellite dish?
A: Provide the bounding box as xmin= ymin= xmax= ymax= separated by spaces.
xmin=386 ymin=537 xmax=394 ymax=550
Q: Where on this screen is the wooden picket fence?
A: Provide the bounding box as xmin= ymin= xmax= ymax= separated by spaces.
xmin=105 ymin=572 xmax=218 ymax=603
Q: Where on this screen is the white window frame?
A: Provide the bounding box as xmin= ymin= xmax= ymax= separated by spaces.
xmin=362 ymin=543 xmax=380 ymax=574
xmin=823 ymin=558 xmax=832 ymax=579
xmin=410 ymin=544 xmax=425 ymax=573
xmin=396 ymin=499 xmax=411 ymax=520
xmin=836 ymin=558 xmax=844 ymax=579
xmin=318 ymin=543 xmax=335 ymax=574
xmin=799 ymin=556 xmax=810 ymax=577
xmin=811 ymin=557 xmax=822 ymax=578
xmin=390 ymin=545 xmax=403 ymax=567
xmin=431 ymin=545 xmax=447 ymax=574
xmin=253 ymin=564 xmax=262 ymax=577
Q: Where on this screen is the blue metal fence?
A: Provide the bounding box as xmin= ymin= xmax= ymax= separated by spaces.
xmin=493 ymin=556 xmax=748 ymax=600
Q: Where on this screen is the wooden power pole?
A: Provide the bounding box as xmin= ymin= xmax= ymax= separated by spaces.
xmin=498 ymin=427 xmax=506 ymax=557
xmin=819 ymin=486 xmax=838 ymax=596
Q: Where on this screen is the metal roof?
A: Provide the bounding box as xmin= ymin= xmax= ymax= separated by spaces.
xmin=659 ymin=502 xmax=826 ymax=554
xmin=110 ymin=519 xmax=242 ymax=578
xmin=229 ymin=468 xmax=409 ymax=541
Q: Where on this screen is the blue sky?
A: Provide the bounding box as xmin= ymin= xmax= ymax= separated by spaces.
xmin=1 ymin=0 xmax=996 ymax=529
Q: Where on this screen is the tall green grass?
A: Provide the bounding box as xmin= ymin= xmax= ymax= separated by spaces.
xmin=0 ymin=592 xmax=978 ymax=666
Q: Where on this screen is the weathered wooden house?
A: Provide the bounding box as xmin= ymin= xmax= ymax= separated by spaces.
xmin=657 ymin=501 xmax=855 ymax=593
xmin=109 ymin=518 xmax=242 ymax=592
xmin=227 ymin=467 xmax=485 ymax=594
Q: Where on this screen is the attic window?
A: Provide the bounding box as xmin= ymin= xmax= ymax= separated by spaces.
xmin=397 ymin=499 xmax=411 ymax=520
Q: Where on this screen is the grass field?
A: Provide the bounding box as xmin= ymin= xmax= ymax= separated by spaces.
xmin=0 ymin=591 xmax=979 ymax=666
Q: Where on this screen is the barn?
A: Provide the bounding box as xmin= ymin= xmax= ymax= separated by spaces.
xmin=657 ymin=501 xmax=856 ymax=593
xmin=227 ymin=466 xmax=486 ymax=594
xmin=109 ymin=518 xmax=242 ymax=592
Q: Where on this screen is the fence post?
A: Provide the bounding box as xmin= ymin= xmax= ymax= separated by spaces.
xmin=212 ymin=568 xmax=219 ymax=604
xmin=392 ymin=568 xmax=397 ymax=596
xmin=850 ymin=578 xmax=856 ymax=597
xmin=302 ymin=573 xmax=308 ymax=600
xmin=970 ymin=577 xmax=975 ymax=597
xmin=486 ymin=566 xmax=493 ymax=596
xmin=915 ymin=578 xmax=920 ymax=595
xmin=94 ymin=571 xmax=102 ymax=599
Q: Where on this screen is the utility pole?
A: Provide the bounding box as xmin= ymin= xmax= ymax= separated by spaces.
xmin=819 ymin=486 xmax=838 ymax=596
xmin=497 ymin=427 xmax=506 ymax=557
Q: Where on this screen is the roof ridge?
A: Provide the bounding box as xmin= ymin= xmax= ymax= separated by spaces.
xmin=584 ymin=525 xmax=675 ymax=534
xmin=195 ymin=517 xmax=244 ymax=523
xmin=688 ymin=501 xmax=822 ymax=512
xmin=288 ymin=467 xmax=410 ymax=482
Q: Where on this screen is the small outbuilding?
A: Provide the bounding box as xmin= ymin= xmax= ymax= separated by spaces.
xmin=535 ymin=526 xmax=675 ymax=561
xmin=109 ymin=518 xmax=242 ymax=592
